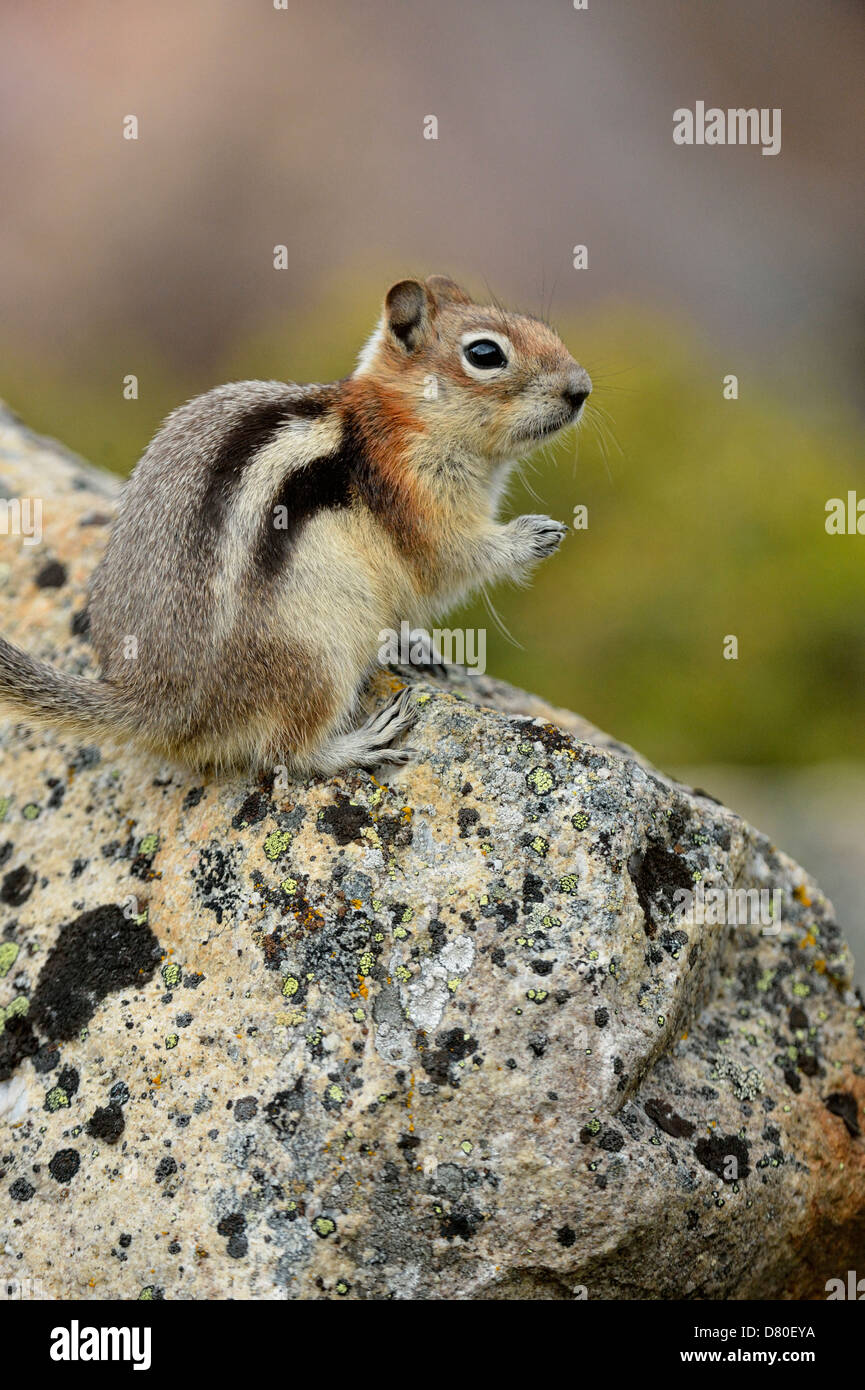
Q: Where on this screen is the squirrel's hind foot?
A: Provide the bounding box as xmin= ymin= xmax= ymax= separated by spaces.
xmin=309 ymin=686 xmax=418 ymax=777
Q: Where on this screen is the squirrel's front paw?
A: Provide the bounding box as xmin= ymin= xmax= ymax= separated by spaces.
xmin=510 ymin=514 xmax=568 ymax=561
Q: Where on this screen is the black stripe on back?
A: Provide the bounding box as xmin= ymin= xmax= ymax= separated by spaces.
xmin=254 ymin=404 xmax=423 ymax=579
xmin=201 ymin=389 xmax=332 ymax=535
xmin=256 ymin=435 xmax=355 ymax=578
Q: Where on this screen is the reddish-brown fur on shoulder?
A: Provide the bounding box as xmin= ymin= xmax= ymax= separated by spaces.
xmin=339 ymin=375 xmax=440 ymax=580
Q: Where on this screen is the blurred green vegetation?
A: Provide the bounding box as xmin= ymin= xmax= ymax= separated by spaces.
xmin=4 ymin=283 xmax=864 ymax=767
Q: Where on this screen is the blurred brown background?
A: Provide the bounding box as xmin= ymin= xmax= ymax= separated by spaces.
xmin=1 ymin=0 xmax=864 ymax=970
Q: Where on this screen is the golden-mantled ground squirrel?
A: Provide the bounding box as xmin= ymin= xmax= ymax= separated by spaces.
xmin=0 ymin=276 xmax=591 ymax=777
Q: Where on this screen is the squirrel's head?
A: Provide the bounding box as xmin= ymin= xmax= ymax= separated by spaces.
xmin=353 ymin=276 xmax=591 ymax=460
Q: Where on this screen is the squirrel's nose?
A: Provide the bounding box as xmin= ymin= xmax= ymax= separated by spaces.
xmin=563 ymin=368 xmax=592 ymax=415
xmin=563 ymin=385 xmax=590 ymax=413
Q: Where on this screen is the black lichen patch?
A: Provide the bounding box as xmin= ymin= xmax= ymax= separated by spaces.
xmin=457 ymin=808 xmax=480 ymax=838
xmin=629 ymin=843 xmax=693 ymax=938
xmin=421 ymin=1028 xmax=478 ymax=1087
xmin=48 ymin=1148 xmax=80 ymax=1184
xmin=265 ymin=1079 xmax=305 ymax=1139
xmin=86 ymin=1102 xmax=125 ymax=1145
xmin=644 ymin=1097 xmax=695 ymax=1139
xmin=183 ymin=787 xmax=205 ymax=811
xmin=232 ymin=791 xmax=271 ymax=830
xmin=32 ymin=1044 xmax=60 ymax=1073
xmin=155 ymin=1156 xmax=178 ymax=1183
xmin=660 ymin=929 xmax=689 ymax=958
xmin=823 ymin=1091 xmax=860 ymax=1138
xmin=438 ymin=1199 xmax=483 ymax=1241
xmin=35 ymin=559 xmax=67 ymax=588
xmin=9 ymin=1177 xmax=35 ymax=1201
xmin=693 ymin=1133 xmax=750 ymax=1182
xmin=522 ymin=873 xmax=544 ymax=911
xmin=375 ymin=813 xmax=414 ymax=854
xmin=193 ymin=844 xmax=240 ymax=924
xmin=531 ymin=958 xmax=554 ymax=976
xmin=46 ymin=779 xmax=66 ymax=810
xmin=397 ymin=1132 xmax=421 ymax=1168
xmin=57 ymin=1065 xmax=79 ymax=1098
xmin=29 ymin=904 xmax=161 ymax=1043
xmin=217 ymin=1212 xmax=248 ymax=1259
xmin=1 ymin=865 xmax=36 ymax=907
xmin=512 ymin=719 xmax=575 ymax=755
xmin=789 ymin=1004 xmax=808 ymax=1031
xmin=556 ymin=1224 xmax=576 ymax=1247
xmin=319 ymin=796 xmax=372 ymax=846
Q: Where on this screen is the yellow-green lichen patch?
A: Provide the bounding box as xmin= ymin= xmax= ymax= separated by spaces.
xmin=282 ymin=975 xmax=300 ymax=998
xmin=22 ymin=803 xmax=40 ymax=820
xmin=139 ymin=833 xmax=160 ymax=855
xmin=264 ymin=830 xmax=292 ymax=861
xmin=165 ymin=1034 xmax=179 ymax=1049
xmin=280 ymin=877 xmax=297 ymax=894
xmin=559 ymin=874 xmax=579 ymax=893
xmin=527 ymin=767 xmax=556 ymax=795
xmin=313 ymin=1217 xmax=335 ymax=1238
xmin=572 ymin=811 xmax=589 ymax=830
xmin=45 ymin=1086 xmax=70 ymax=1111
xmin=0 ymin=942 xmax=20 ymax=977
xmin=161 ymin=962 xmax=182 ymax=989
xmin=0 ymin=797 xmax=10 ymax=821
xmin=0 ymin=995 xmax=29 ymax=1032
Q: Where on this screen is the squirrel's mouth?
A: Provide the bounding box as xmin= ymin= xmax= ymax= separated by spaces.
xmin=513 ymin=410 xmax=578 ymax=446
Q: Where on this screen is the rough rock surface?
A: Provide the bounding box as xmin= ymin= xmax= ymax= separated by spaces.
xmin=0 ymin=401 xmax=863 ymax=1301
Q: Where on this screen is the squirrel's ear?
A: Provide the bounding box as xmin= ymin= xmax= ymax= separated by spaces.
xmin=426 ymin=275 xmax=471 ymax=307
xmin=384 ymin=279 xmax=435 ymax=351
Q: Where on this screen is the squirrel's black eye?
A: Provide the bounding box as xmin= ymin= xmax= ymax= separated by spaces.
xmin=464 ymin=339 xmax=507 ymax=370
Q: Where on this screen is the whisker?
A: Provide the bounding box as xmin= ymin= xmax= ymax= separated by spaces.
xmin=481 ymin=585 xmax=524 ymax=649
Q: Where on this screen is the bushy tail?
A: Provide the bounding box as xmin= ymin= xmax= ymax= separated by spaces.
xmin=0 ymin=636 xmax=132 ymax=740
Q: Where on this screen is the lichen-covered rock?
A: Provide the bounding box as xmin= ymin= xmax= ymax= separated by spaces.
xmin=0 ymin=402 xmax=863 ymax=1300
